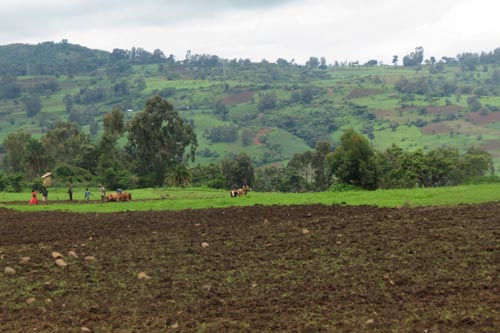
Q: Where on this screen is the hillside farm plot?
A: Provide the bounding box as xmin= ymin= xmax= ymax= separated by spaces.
xmin=1 ymin=203 xmax=499 ymax=332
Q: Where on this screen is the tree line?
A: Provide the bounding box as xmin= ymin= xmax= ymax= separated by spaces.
xmin=0 ymin=96 xmax=495 ymax=193
xmin=252 ymin=129 xmax=494 ymax=192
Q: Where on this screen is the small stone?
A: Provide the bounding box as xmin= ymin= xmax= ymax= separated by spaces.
xmin=251 ymin=282 xmax=257 ymax=288
xmin=19 ymin=256 xmax=31 ymax=264
xmin=4 ymin=267 xmax=16 ymax=275
xmin=302 ymin=228 xmax=310 ymax=235
xmin=81 ymin=327 xmax=92 ymax=332
xmin=366 ymin=318 xmax=375 ymax=324
xmin=68 ymin=251 xmax=78 ymax=259
xmin=51 ymin=252 xmax=63 ymax=259
xmin=201 ymin=242 xmax=209 ymax=248
xmin=171 ymin=322 xmax=179 ymax=329
xmin=26 ymin=297 xmax=36 ymax=304
xmin=84 ymin=256 xmax=96 ymax=261
xmin=55 ymin=259 xmax=67 ymax=267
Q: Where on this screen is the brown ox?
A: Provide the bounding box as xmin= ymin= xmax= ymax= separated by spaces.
xmin=106 ymin=192 xmax=132 ymax=202
xmin=230 ymin=185 xmax=250 ymax=197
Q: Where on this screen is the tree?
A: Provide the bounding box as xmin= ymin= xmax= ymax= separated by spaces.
xmin=126 ymin=95 xmax=197 ymax=186
xmin=241 ymin=128 xmax=253 ymax=146
xmin=459 ymin=147 xmax=492 ymax=180
xmin=214 ymin=99 xmax=229 ymax=120
xmin=190 ymin=163 xmax=225 ymax=188
xmin=392 ymin=55 xmax=398 ymax=66
xmin=166 ymin=163 xmax=191 ymax=187
xmin=23 ymin=94 xmax=42 ymax=117
xmin=306 ymin=57 xmax=319 ymax=68
xmin=2 ymin=130 xmax=31 ymax=173
xmin=328 ymin=129 xmax=377 ymax=189
xmin=63 ymin=94 xmax=73 ymax=113
xmin=0 ymin=74 xmax=21 ymax=99
xmin=311 ymin=141 xmax=332 ymax=190
xmin=254 ymin=166 xmax=281 ymax=192
xmin=257 ymin=92 xmax=277 ymax=112
xmin=25 ymin=138 xmax=51 ymax=178
xmin=402 ymin=46 xmax=424 ymax=66
xmin=41 ymin=121 xmax=90 ymax=166
xmin=221 ymin=152 xmax=254 ymax=189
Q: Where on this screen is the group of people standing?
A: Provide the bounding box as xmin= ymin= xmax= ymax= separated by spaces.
xmin=74 ymin=182 xmax=107 ymax=203
xmin=29 ymin=187 xmax=48 ymax=205
xmin=29 ymin=181 xmax=106 ymax=204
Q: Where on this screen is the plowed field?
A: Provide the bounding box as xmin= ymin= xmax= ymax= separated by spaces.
xmin=1 ymin=203 xmax=499 ymax=332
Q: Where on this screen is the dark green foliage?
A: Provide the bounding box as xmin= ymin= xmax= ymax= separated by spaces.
xmin=166 ymin=164 xmax=192 ymax=187
xmin=328 ymin=129 xmax=377 ymax=190
xmin=253 ymin=166 xmax=281 ymax=192
xmin=241 ymin=128 xmax=253 ymax=146
xmin=257 ymin=92 xmax=277 ymax=112
xmin=0 ymin=74 xmax=21 ymax=99
xmin=214 ymin=99 xmax=228 ymax=120
xmin=2 ymin=130 xmax=31 ymax=173
xmin=23 ymin=94 xmax=42 ymax=117
xmin=278 ymin=168 xmax=309 ymax=192
xmin=221 ymin=153 xmax=254 ymax=189
xmin=126 ymin=95 xmax=197 ymax=186
xmin=41 ymin=121 xmax=90 ymax=166
xmin=190 ymin=163 xmax=225 ymax=189
xmin=402 ymin=46 xmax=424 ymax=66
xmin=55 ymin=165 xmax=92 ymax=184
xmin=0 ymin=172 xmax=24 ymax=192
xmin=101 ymin=166 xmax=136 ymax=190
xmin=376 ymin=145 xmax=493 ymax=188
xmin=0 ymin=41 xmax=109 ymax=76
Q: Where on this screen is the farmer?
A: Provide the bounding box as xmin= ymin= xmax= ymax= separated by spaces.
xmin=29 ymin=188 xmax=38 ymax=205
xmin=99 ymin=184 xmax=106 ymax=203
xmin=84 ymin=188 xmax=91 ymax=203
xmin=68 ymin=179 xmax=74 ymax=201
xmin=40 ymin=186 xmax=48 ymax=205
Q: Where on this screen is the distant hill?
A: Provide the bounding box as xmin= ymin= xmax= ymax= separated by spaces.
xmin=0 ymin=41 xmax=499 ymax=171
xmin=0 ymin=41 xmax=110 ymax=76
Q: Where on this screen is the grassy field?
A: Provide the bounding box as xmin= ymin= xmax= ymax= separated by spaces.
xmin=1 ymin=183 xmax=499 ymax=213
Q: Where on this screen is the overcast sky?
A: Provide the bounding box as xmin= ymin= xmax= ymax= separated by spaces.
xmin=0 ymin=0 xmax=499 ymax=65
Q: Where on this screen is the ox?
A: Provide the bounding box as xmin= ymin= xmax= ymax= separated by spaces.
xmin=106 ymin=192 xmax=132 ymax=202
xmin=230 ymin=185 xmax=250 ymax=197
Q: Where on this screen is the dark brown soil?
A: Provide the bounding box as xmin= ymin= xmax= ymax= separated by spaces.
xmin=1 ymin=203 xmax=499 ymax=332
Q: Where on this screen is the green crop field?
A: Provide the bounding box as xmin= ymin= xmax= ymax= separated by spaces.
xmin=1 ymin=183 xmax=499 ymax=213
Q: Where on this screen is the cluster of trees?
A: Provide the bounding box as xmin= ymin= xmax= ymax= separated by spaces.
xmin=252 ymin=129 xmax=494 ymax=192
xmin=4 ymin=41 xmax=500 ymax=79
xmin=1 ymin=96 xmax=197 ymax=190
xmin=2 ymin=110 xmax=493 ymax=193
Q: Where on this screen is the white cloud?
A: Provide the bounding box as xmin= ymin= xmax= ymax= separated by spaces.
xmin=0 ymin=0 xmax=499 ymax=64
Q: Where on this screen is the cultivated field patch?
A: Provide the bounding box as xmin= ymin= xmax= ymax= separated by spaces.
xmin=222 ymin=91 xmax=254 ymax=106
xmin=1 ymin=203 xmax=498 ymax=332
xmin=465 ymin=111 xmax=500 ymax=125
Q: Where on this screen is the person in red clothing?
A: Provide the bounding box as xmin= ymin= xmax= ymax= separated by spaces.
xmin=29 ymin=188 xmax=38 ymax=205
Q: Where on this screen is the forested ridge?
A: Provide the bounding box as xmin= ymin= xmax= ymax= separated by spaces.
xmin=0 ymin=41 xmax=499 ymax=191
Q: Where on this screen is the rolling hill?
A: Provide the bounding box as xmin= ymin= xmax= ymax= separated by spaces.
xmin=1 ymin=41 xmax=499 ymax=171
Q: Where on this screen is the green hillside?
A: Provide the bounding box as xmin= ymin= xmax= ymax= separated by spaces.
xmin=1 ymin=41 xmax=499 ymax=171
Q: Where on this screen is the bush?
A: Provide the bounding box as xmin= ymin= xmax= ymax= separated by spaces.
xmin=0 ymin=172 xmax=25 ymax=192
